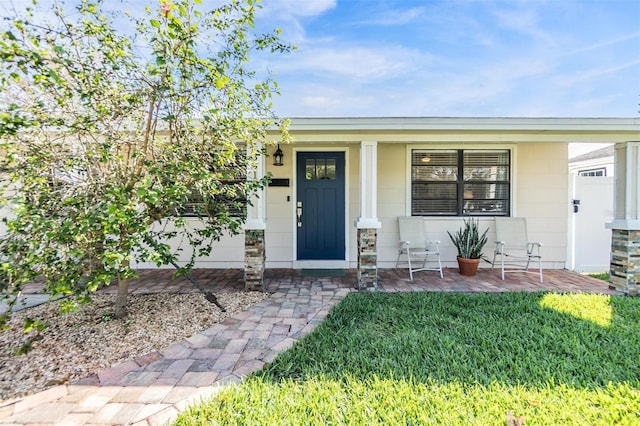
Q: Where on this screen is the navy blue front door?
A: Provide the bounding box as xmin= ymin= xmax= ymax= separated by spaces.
xmin=296 ymin=152 xmax=345 ymax=260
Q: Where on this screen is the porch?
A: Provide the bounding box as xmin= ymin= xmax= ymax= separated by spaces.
xmin=116 ymin=267 xmax=618 ymax=296
xmin=10 ymin=268 xmax=618 ymax=312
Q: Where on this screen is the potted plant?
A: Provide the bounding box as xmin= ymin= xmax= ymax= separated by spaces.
xmin=447 ymin=218 xmax=489 ymax=276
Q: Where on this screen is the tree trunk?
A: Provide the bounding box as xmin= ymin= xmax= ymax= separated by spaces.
xmin=114 ymin=259 xmax=130 ymax=319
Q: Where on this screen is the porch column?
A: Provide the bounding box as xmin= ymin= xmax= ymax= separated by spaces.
xmin=243 ymin=146 xmax=266 ymax=291
xmin=356 ymin=140 xmax=382 ymax=290
xmin=606 ymin=142 xmax=640 ymax=295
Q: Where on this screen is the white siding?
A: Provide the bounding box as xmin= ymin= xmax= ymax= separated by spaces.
xmin=135 ymin=141 xmax=571 ymax=270
xmin=376 ymin=142 xmax=569 ymax=269
xmin=133 ymin=219 xmax=245 ymax=269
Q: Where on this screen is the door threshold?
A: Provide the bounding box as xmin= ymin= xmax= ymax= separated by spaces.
xmin=294 ymin=260 xmax=348 ymax=269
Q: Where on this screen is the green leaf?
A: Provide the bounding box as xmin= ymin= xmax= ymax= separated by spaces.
xmin=150 ymin=19 xmax=160 ymax=28
xmin=215 ymin=75 xmax=229 ymax=89
xmin=48 ymin=69 xmax=62 ymax=84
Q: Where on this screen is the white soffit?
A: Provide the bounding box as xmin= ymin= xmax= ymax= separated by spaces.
xmin=287 ymin=117 xmax=640 ymax=132
xmin=282 ymin=117 xmax=640 ymax=144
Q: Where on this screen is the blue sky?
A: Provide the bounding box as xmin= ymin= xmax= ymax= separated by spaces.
xmin=1 ymin=0 xmax=638 ymax=119
xmin=254 ymin=0 xmax=640 ymax=118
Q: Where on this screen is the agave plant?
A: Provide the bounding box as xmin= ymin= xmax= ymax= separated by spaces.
xmin=447 ymin=218 xmax=489 ymax=259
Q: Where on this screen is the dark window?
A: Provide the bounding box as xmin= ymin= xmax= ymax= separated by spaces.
xmin=179 ymin=151 xmax=248 ymax=218
xmin=411 ymin=149 xmax=510 ymax=216
xmin=305 ymin=158 xmax=336 ymax=180
xmin=179 ymin=178 xmax=247 ymax=218
xmin=578 ymin=168 xmax=606 ymax=177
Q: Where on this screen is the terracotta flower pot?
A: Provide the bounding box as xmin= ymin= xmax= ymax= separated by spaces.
xmin=457 ymin=256 xmax=480 ymax=276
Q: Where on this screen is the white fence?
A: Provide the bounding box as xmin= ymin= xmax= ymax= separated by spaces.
xmin=568 ymin=175 xmax=614 ymax=273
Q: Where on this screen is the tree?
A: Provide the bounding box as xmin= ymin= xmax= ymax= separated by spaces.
xmin=0 ymin=0 xmax=291 ymax=322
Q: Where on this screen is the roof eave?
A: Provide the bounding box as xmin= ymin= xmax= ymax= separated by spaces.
xmin=286 ymin=116 xmax=640 ymax=133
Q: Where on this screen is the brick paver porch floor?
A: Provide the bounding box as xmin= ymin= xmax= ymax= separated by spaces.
xmin=0 ymin=268 xmax=619 ymax=425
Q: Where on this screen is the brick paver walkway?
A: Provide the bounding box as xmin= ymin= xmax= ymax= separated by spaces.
xmin=0 ymin=268 xmax=619 ymax=425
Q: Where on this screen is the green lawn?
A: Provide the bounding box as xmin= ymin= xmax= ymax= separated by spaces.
xmin=175 ymin=292 xmax=640 ymax=425
xmin=588 ymin=272 xmax=611 ymax=282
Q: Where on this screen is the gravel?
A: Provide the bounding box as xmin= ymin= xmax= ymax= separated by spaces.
xmin=0 ymin=291 xmax=269 ymax=402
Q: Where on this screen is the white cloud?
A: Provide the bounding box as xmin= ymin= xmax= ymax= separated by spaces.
xmin=553 ymin=60 xmax=640 ymax=88
xmin=272 ymin=45 xmax=563 ymax=117
xmin=491 ymin=4 xmax=555 ymax=44
xmin=258 ymin=0 xmax=336 ymax=18
xmin=255 ymin=0 xmax=336 ymax=45
xmin=562 ymin=32 xmax=640 ymax=57
xmin=276 ymin=83 xmax=378 ymax=117
xmin=356 ymin=6 xmax=427 ymax=26
xmin=493 ymin=7 xmax=539 ymax=31
xmin=301 ymin=95 xmax=342 ymax=111
xmin=270 ymin=26 xmax=638 ymax=118
xmin=286 ymin=45 xmax=423 ymax=80
xmin=418 ymin=53 xmax=554 ymax=109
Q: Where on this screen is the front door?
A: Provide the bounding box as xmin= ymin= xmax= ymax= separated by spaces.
xmin=296 ymin=152 xmax=345 ymax=260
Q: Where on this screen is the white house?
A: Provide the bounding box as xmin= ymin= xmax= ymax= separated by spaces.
xmin=134 ymin=117 xmax=640 ymax=293
xmin=569 ymin=144 xmax=614 ymax=176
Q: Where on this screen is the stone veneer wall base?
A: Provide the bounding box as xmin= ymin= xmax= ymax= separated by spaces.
xmin=609 ymin=228 xmax=640 ymax=296
xmin=357 ymin=228 xmax=378 ymax=290
xmin=244 ymin=230 xmax=265 ymax=291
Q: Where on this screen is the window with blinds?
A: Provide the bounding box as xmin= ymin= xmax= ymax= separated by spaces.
xmin=411 ymin=149 xmax=510 ymax=216
xmin=178 ymin=150 xmax=248 ymax=218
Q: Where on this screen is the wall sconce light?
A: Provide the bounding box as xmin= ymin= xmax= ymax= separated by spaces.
xmin=273 ymin=143 xmax=284 ymax=166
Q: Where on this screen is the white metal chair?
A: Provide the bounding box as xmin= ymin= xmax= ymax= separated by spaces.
xmin=492 ymin=217 xmax=543 ymax=283
xmin=395 ymin=216 xmax=443 ymax=280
